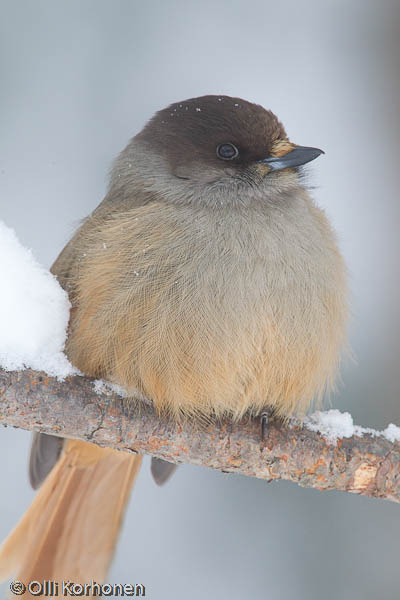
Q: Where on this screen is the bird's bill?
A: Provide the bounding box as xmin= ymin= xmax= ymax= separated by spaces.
xmin=258 ymin=145 xmax=324 ymax=171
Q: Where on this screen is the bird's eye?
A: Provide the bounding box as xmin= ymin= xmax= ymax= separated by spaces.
xmin=216 ymin=143 xmax=239 ymax=160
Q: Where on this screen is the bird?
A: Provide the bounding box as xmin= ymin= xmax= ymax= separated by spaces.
xmin=0 ymin=95 xmax=348 ymax=589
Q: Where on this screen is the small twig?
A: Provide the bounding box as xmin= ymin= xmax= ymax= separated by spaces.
xmin=1 ymin=368 xmax=399 ymax=503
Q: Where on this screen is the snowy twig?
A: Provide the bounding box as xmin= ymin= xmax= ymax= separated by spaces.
xmin=1 ymin=368 xmax=400 ymax=504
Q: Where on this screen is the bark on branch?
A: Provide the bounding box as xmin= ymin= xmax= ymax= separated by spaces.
xmin=1 ymin=368 xmax=399 ymax=503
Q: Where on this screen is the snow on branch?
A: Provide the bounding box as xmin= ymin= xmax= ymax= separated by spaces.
xmin=1 ymin=367 xmax=400 ymax=504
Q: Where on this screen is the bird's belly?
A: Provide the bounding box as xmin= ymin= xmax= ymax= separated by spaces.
xmin=67 ymin=202 xmax=346 ymax=420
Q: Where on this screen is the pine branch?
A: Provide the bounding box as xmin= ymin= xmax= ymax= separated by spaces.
xmin=1 ymin=368 xmax=399 ymax=503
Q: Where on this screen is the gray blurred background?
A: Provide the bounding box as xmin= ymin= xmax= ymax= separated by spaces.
xmin=1 ymin=1 xmax=400 ymax=598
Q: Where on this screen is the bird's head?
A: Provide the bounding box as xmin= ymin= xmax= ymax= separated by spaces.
xmin=111 ymin=95 xmax=323 ymax=206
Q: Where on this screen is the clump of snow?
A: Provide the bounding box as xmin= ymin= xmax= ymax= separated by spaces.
xmin=93 ymin=379 xmax=128 ymax=398
xmin=304 ymin=409 xmax=400 ymax=446
xmin=0 ymin=221 xmax=76 ymax=379
xmin=93 ymin=379 xmax=153 ymax=406
xmin=305 ymin=409 xmax=355 ymax=443
xmin=382 ymin=423 xmax=400 ymax=443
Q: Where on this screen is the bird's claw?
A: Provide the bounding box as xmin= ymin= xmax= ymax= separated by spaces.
xmin=260 ymin=410 xmax=270 ymax=440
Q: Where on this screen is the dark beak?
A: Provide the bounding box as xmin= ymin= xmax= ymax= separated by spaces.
xmin=258 ymin=146 xmax=324 ymax=172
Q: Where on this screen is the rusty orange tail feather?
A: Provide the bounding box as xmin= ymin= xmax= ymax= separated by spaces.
xmin=0 ymin=440 xmax=142 ymax=592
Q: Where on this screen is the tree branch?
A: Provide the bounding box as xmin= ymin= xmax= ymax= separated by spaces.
xmin=1 ymin=368 xmax=399 ymax=503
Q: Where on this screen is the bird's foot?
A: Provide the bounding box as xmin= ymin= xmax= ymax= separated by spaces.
xmin=260 ymin=409 xmax=274 ymax=440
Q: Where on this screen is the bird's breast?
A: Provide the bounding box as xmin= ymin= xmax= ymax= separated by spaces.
xmin=68 ymin=196 xmax=347 ymax=420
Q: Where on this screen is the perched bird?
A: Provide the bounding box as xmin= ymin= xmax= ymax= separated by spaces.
xmin=0 ymin=95 xmax=347 ymax=588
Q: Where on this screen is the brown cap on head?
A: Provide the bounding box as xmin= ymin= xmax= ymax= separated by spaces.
xmin=136 ymin=95 xmax=287 ymax=169
xmin=135 ymin=95 xmax=323 ymax=177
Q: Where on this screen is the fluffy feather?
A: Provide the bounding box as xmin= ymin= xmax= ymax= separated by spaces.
xmin=63 ymin=169 xmax=347 ymax=421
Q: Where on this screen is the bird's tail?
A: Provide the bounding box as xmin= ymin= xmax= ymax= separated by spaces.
xmin=0 ymin=439 xmax=142 ymax=596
